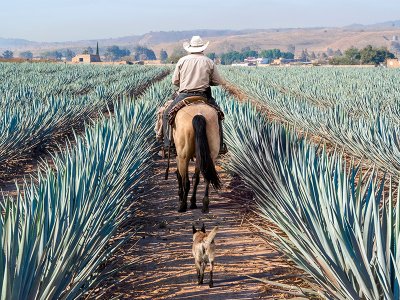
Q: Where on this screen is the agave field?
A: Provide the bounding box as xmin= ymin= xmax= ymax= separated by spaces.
xmin=0 ymin=62 xmax=169 ymax=178
xmin=1 ymin=62 xmax=400 ymax=299
xmin=221 ymin=67 xmax=400 ymax=177
xmin=217 ymin=66 xmax=400 ymax=299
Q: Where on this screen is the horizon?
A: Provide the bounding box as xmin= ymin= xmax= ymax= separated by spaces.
xmin=1 ymin=0 xmax=399 ymax=42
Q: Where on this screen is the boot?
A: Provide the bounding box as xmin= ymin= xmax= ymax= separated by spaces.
xmin=218 ymin=119 xmax=228 ymax=155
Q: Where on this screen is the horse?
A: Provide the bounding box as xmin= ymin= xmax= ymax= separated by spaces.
xmin=172 ymin=102 xmax=221 ymax=213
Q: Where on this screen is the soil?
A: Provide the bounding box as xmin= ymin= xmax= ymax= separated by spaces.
xmin=87 ymin=156 xmax=312 ymax=300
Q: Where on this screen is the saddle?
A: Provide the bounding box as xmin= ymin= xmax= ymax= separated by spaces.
xmin=168 ymin=96 xmax=224 ymax=126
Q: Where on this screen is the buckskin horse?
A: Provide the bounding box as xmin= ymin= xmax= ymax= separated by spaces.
xmin=171 ymin=100 xmax=221 ymax=213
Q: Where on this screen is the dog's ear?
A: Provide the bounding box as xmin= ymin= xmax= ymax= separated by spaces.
xmin=201 ymin=223 xmax=206 ymax=233
xmin=192 ymin=225 xmax=197 ymax=234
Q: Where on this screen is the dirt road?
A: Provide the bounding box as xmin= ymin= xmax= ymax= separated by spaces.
xmin=89 ymin=157 xmax=308 ymax=299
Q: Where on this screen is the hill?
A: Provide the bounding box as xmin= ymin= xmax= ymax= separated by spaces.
xmin=1 ymin=21 xmax=399 ymax=57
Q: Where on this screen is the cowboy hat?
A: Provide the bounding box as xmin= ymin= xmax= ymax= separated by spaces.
xmin=183 ymin=36 xmax=209 ymax=53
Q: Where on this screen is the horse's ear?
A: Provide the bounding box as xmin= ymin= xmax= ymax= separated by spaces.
xmin=201 ymin=223 xmax=206 ymax=233
xmin=192 ymin=225 xmax=197 ymax=234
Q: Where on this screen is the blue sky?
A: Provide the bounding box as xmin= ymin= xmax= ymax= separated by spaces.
xmin=1 ymin=0 xmax=399 ymax=42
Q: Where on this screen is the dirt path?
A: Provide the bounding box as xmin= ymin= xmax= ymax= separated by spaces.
xmin=89 ymin=157 xmax=309 ymax=300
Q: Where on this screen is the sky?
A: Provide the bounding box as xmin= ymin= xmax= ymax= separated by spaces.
xmin=1 ymin=0 xmax=399 ymax=42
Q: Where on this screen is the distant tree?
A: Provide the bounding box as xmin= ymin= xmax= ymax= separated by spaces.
xmin=326 ymin=48 xmax=334 ymax=56
xmin=19 ymin=51 xmax=33 ymax=59
xmin=220 ymin=51 xmax=244 ymax=65
xmin=360 ymin=45 xmax=394 ymax=65
xmin=166 ymin=48 xmax=187 ymax=63
xmin=390 ymin=41 xmax=400 ymax=56
xmin=159 ymin=49 xmax=168 ymax=62
xmin=300 ymin=49 xmax=310 ymax=61
xmin=2 ymin=50 xmax=13 ymax=59
xmin=344 ymin=47 xmax=361 ymax=62
xmin=334 ymin=49 xmax=343 ymax=56
xmin=63 ymin=49 xmax=75 ymax=61
xmin=310 ymin=51 xmax=316 ymax=60
xmin=206 ymin=52 xmax=217 ymax=61
xmin=41 ymin=51 xmax=63 ymax=60
xmin=104 ymin=45 xmax=131 ymax=61
xmin=287 ymin=44 xmax=295 ymax=54
xmin=87 ymin=47 xmax=94 ymax=54
xmin=241 ymin=47 xmax=258 ymax=58
xmin=133 ymin=46 xmax=156 ymax=61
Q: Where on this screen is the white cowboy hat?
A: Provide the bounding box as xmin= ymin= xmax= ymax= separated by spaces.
xmin=183 ymin=36 xmax=209 ymax=53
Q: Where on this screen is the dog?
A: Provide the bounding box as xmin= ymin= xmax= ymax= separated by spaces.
xmin=192 ymin=224 xmax=218 ymax=287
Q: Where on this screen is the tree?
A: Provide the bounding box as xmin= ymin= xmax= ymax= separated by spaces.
xmin=326 ymin=48 xmax=334 ymax=56
xmin=241 ymin=47 xmax=258 ymax=58
xmin=2 ymin=50 xmax=13 ymax=59
xmin=86 ymin=47 xmax=93 ymax=54
xmin=300 ymin=49 xmax=310 ymax=61
xmin=206 ymin=52 xmax=217 ymax=61
xmin=63 ymin=49 xmax=75 ymax=61
xmin=166 ymin=48 xmax=187 ymax=63
xmin=19 ymin=51 xmax=33 ymax=59
xmin=133 ymin=46 xmax=156 ymax=61
xmin=334 ymin=49 xmax=343 ymax=57
xmin=104 ymin=45 xmax=131 ymax=61
xmin=344 ymin=47 xmax=361 ymax=62
xmin=287 ymin=44 xmax=295 ymax=54
xmin=360 ymin=45 xmax=394 ymax=65
xmin=159 ymin=49 xmax=168 ymax=62
xmin=220 ymin=51 xmax=244 ymax=65
xmin=41 ymin=51 xmax=62 ymax=60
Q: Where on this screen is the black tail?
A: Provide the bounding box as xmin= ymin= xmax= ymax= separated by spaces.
xmin=192 ymin=115 xmax=221 ymax=190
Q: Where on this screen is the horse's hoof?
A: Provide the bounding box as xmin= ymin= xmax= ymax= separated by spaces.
xmin=209 ymin=281 xmax=214 ymax=288
xmin=190 ymin=203 xmax=197 ymax=209
xmin=178 ymin=207 xmax=187 ymax=213
xmin=202 ymin=207 xmax=209 ymax=213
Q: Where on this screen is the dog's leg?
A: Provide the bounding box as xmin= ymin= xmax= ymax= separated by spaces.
xmin=199 ymin=261 xmax=206 ymax=284
xmin=202 ymin=181 xmax=210 ymax=213
xmin=195 ymin=261 xmax=201 ymax=284
xmin=209 ymin=261 xmax=214 ymax=288
xmin=190 ymin=167 xmax=200 ymax=209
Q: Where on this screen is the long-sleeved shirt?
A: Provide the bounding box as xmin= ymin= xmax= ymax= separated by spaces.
xmin=172 ymin=53 xmax=223 ymax=93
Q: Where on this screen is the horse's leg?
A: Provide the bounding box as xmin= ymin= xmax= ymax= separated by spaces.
xmin=176 ymin=170 xmax=183 ymax=207
xmin=177 ymin=156 xmax=189 ymax=212
xmin=202 ymin=181 xmax=210 ymax=213
xmin=190 ymin=167 xmax=200 ymax=209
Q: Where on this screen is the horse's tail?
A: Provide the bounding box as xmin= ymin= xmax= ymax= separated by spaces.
xmin=192 ymin=115 xmax=221 ymax=190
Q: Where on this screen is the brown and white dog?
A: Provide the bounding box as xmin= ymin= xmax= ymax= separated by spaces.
xmin=192 ymin=224 xmax=218 ymax=287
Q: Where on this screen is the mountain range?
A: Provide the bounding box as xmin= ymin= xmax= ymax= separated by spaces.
xmin=1 ymin=20 xmax=399 ymax=56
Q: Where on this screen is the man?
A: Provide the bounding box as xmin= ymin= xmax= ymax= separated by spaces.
xmin=162 ymin=35 xmax=227 ymax=154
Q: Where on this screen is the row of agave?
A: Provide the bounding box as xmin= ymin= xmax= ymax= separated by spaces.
xmin=0 ymin=63 xmax=170 ymax=100
xmin=0 ymin=63 xmax=169 ymax=177
xmin=215 ymin=87 xmax=400 ymax=300
xmin=220 ymin=66 xmax=400 ymax=117
xmin=0 ymin=76 xmax=175 ymax=300
xmin=219 ymin=67 xmax=400 ymax=177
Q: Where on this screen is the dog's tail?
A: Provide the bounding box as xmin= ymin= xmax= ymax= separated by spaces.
xmin=204 ymin=226 xmax=219 ymax=248
xmin=192 ymin=114 xmax=221 ymax=190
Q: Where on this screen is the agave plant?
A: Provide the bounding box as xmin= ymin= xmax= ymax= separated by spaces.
xmin=0 ymin=63 xmax=170 ymax=178
xmin=0 ymin=76 xmax=174 ymax=300
xmin=219 ymin=66 xmax=400 ymax=178
xmin=217 ymin=89 xmax=400 ymax=299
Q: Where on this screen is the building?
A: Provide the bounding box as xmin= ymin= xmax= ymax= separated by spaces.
xmin=72 ymin=42 xmax=101 ymax=63
xmin=387 ymin=59 xmax=400 ymax=68
xmin=72 ymin=54 xmax=101 ymax=63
